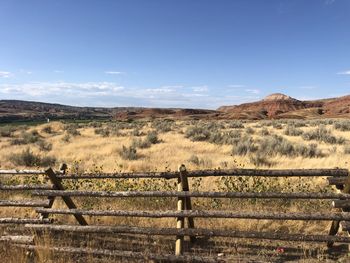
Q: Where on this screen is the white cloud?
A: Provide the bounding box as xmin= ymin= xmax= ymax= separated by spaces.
xmin=0 ymin=81 xmax=261 ymax=109
xmin=0 ymin=82 xmax=125 ymax=97
xmin=227 ymin=84 xmax=245 ymax=88
xmin=0 ymin=71 xmax=12 ymax=78
xmin=105 ymin=71 xmax=124 ymax=75
xmin=337 ymin=70 xmax=350 ymax=75
xmin=191 ymin=85 xmax=208 ymax=92
xmin=245 ymin=89 xmax=260 ymax=94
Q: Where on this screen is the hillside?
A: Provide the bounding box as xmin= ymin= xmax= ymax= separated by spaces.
xmin=0 ymin=100 xmax=218 ymax=123
xmin=218 ymin=93 xmax=350 ymax=119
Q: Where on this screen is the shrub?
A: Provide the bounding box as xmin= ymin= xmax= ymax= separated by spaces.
xmin=11 ymin=130 xmax=41 ymax=145
xmin=152 ymin=120 xmax=174 ymax=133
xmin=334 ymin=121 xmax=350 ymax=131
xmin=185 ymin=125 xmax=211 ymax=141
xmin=42 ymin=125 xmax=53 ymax=134
xmin=284 ymin=125 xmax=303 ymax=136
xmin=132 ymin=138 xmax=151 ymax=149
xmin=250 ymin=153 xmax=274 ymax=167
xmin=65 ymin=124 xmax=81 ymax=136
xmin=232 ymin=137 xmax=257 ymax=156
xmin=227 ymin=121 xmax=244 ymax=129
xmin=94 ymin=128 xmax=110 ymax=137
xmin=0 ymin=125 xmax=15 ymax=137
xmin=344 ymin=145 xmax=350 ymax=155
xmin=272 ymin=121 xmax=283 ymax=129
xmin=61 ymin=134 xmax=71 ymax=142
xmin=302 ymin=126 xmax=345 ymax=144
xmin=37 ymin=140 xmax=52 ymax=151
xmin=119 ymin=145 xmax=138 ymax=160
xmin=9 ymin=148 xmax=56 ymax=167
xmin=89 ymin=121 xmax=103 ymax=128
xmin=188 ymin=155 xmax=200 ymax=165
xmin=260 ymin=128 xmax=270 ymax=136
xmin=146 ymin=131 xmax=159 ymax=144
xmin=245 ymin=127 xmax=255 ymax=134
xmin=295 ymin=143 xmax=324 ymax=158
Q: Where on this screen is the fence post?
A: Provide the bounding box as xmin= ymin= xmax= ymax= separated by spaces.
xmin=44 ymin=167 xmax=88 ymax=226
xmin=179 ymin=164 xmax=196 ymax=243
xmin=328 ymin=175 xmax=350 ymax=248
xmin=175 ymin=165 xmax=185 ymax=256
xmin=40 ymin=164 xmax=67 ymax=219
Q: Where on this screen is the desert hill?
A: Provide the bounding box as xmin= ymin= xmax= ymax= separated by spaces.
xmin=0 ymin=93 xmax=349 ymax=123
xmin=218 ymin=93 xmax=349 ymax=119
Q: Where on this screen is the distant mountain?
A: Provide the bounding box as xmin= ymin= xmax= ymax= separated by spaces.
xmin=0 ymin=100 xmax=218 ymax=123
xmin=0 ymin=93 xmax=349 ymax=123
xmin=218 ymin=93 xmax=350 ymax=119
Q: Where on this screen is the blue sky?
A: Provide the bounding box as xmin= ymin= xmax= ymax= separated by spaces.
xmin=0 ymin=0 xmax=350 ymax=109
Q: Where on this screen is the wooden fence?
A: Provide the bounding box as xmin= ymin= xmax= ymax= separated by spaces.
xmin=1 ymin=164 xmax=350 ymax=262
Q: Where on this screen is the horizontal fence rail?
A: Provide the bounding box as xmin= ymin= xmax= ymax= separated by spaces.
xmin=32 ymin=190 xmax=350 ymax=200
xmin=0 ymin=185 xmax=53 ymax=191
xmin=26 ymin=224 xmax=350 ymax=243
xmin=35 ymin=209 xmax=350 ymax=221
xmin=0 ymin=218 xmax=52 ymax=224
xmin=55 ymin=168 xmax=349 ymax=180
xmin=0 ymin=200 xmax=50 ymax=207
xmin=0 ymin=170 xmax=46 ymax=175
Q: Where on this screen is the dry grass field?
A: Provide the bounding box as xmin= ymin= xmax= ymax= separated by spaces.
xmin=1 ymin=118 xmax=350 ymax=262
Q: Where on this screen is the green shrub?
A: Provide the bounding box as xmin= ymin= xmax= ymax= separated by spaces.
xmin=284 ymin=125 xmax=303 ymax=136
xmin=94 ymin=128 xmax=110 ymax=137
xmin=344 ymin=145 xmax=350 ymax=154
xmin=245 ymin=127 xmax=255 ymax=134
xmin=250 ymin=153 xmax=274 ymax=167
xmin=334 ymin=121 xmax=350 ymax=131
xmin=119 ymin=145 xmax=138 ymax=160
xmin=227 ymin=121 xmax=244 ymax=129
xmin=9 ymin=148 xmax=56 ymax=167
xmin=37 ymin=140 xmax=52 ymax=151
xmin=302 ymin=126 xmax=345 ymax=144
xmin=232 ymin=137 xmax=257 ymax=156
xmin=146 ymin=131 xmax=159 ymax=144
xmin=132 ymin=138 xmax=151 ymax=149
xmin=65 ymin=124 xmax=81 ymax=136
xmin=42 ymin=126 xmax=53 ymax=134
xmin=11 ymin=130 xmax=41 ymax=145
xmin=0 ymin=125 xmax=15 ymax=137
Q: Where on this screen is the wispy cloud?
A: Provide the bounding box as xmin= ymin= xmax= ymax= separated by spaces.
xmin=191 ymin=85 xmax=208 ymax=92
xmin=0 ymin=81 xmax=259 ymax=109
xmin=105 ymin=71 xmax=124 ymax=75
xmin=0 ymin=71 xmax=12 ymax=78
xmin=337 ymin=70 xmax=350 ymax=75
xmin=245 ymin=89 xmax=260 ymax=94
xmin=227 ymin=84 xmax=245 ymax=88
xmin=325 ymin=0 xmax=336 ymax=5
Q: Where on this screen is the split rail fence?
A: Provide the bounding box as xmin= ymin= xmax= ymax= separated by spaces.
xmin=1 ymin=164 xmax=350 ymax=262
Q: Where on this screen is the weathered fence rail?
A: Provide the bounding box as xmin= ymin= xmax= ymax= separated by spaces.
xmin=1 ymin=165 xmax=350 ymax=261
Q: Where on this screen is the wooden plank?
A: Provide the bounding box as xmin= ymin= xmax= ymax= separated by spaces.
xmin=0 ymin=185 xmax=53 ymax=191
xmin=0 ymin=199 xmax=50 ymax=207
xmin=44 ymin=168 xmax=88 ymax=226
xmin=34 ymin=209 xmax=350 ymax=221
xmin=25 ymin=224 xmax=350 ymax=243
xmin=179 ymin=164 xmax=196 ymax=243
xmin=175 ymin=166 xmax=184 ymax=256
xmin=0 ymin=218 xmax=52 ymax=224
xmin=55 ymin=168 xmax=349 ymax=180
xmin=0 ymin=170 xmax=45 ymax=175
xmin=32 ymin=190 xmax=350 ymax=200
xmin=332 ymin=200 xmax=350 ymax=209
xmin=15 ymin=245 xmax=223 ymax=263
xmin=0 ymin=235 xmax=34 ymax=244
